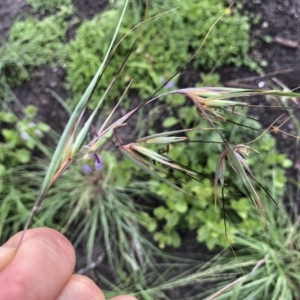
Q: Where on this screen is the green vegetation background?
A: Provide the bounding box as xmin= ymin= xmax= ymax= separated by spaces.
xmin=0 ymin=0 xmax=298 ymax=299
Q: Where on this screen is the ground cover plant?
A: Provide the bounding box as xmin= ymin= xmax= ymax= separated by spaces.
xmin=27 ymin=0 xmax=72 ymax=14
xmin=0 ymin=0 xmax=257 ymax=107
xmin=145 ymin=104 xmax=291 ymax=249
xmin=0 ymin=7 xmax=71 ymax=101
xmin=192 ymin=198 xmax=300 ymax=300
xmin=0 ymin=106 xmax=50 ymax=242
xmin=63 ymin=0 xmax=259 ymax=109
xmin=1 ymin=0 xmax=300 ymax=299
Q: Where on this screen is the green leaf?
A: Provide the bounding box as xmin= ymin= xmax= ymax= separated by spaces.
xmin=0 ymin=164 xmax=6 ymax=174
xmin=179 ymin=106 xmax=194 ymax=126
xmin=26 ymin=138 xmax=36 ymax=149
xmin=0 ymin=112 xmax=16 ymax=123
xmin=171 ymin=94 xmax=185 ymax=105
xmin=2 ymin=129 xmax=19 ymax=146
xmin=15 ymin=149 xmax=31 ymax=163
xmin=206 ymin=237 xmax=217 ymax=250
xmin=147 ymin=220 xmax=157 ymax=232
xmin=230 ymin=198 xmax=250 ymax=219
xmin=197 ymin=226 xmax=208 ymax=243
xmin=169 ymin=230 xmax=181 ymax=247
xmin=25 ymin=105 xmax=38 ymax=118
xmin=38 ymin=123 xmax=50 ymax=132
xmin=154 ymin=232 xmax=167 ymax=249
xmin=166 ymin=198 xmax=175 ymax=210
xmin=162 ymin=117 xmax=179 ymax=128
xmin=174 ymin=200 xmax=188 ymax=213
xmin=166 ymin=211 xmax=180 ymax=227
xmin=140 ymin=212 xmax=157 ymax=232
xmin=282 ymin=158 xmax=293 ymax=168
xmin=154 ymin=206 xmax=169 ymax=220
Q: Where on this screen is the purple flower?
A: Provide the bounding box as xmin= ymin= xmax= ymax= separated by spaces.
xmin=95 ymin=159 xmax=103 ymax=171
xmin=82 ymin=164 xmax=92 ymax=174
xmin=159 ymin=77 xmax=175 ymax=89
xmin=21 ymin=132 xmax=29 ymax=141
xmin=29 ymin=122 xmax=36 ymax=127
xmin=165 ymin=81 xmax=175 ymax=89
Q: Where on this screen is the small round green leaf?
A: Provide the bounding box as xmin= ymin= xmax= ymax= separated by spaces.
xmin=162 ymin=117 xmax=179 ymax=128
xmin=15 ymin=148 xmax=31 ymax=163
xmin=174 ymin=200 xmax=188 ymax=213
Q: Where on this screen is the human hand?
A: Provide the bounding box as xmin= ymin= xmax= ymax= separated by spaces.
xmin=0 ymin=227 xmax=137 ymax=300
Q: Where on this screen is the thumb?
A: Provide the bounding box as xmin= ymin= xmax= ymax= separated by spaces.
xmin=0 ymin=246 xmax=16 ymax=271
xmin=111 ymin=296 xmax=138 ymax=300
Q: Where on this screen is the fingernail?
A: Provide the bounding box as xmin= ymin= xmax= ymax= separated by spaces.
xmin=0 ymin=247 xmax=16 ymax=270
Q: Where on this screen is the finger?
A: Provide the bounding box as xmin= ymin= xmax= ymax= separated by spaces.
xmin=0 ymin=227 xmax=75 ymax=300
xmin=0 ymin=247 xmax=16 ymax=271
xmin=56 ymin=274 xmax=105 ymax=300
xmin=111 ymin=296 xmax=138 ymax=300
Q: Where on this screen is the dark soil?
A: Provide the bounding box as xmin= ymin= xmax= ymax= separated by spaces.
xmin=0 ymin=0 xmax=27 ymax=39
xmin=12 ymin=66 xmax=70 ymax=135
xmin=247 ymin=0 xmax=300 ymax=90
xmin=1 ymin=0 xmax=300 ymax=298
xmin=220 ymin=0 xmax=300 ymax=212
xmin=73 ymin=0 xmax=108 ymax=19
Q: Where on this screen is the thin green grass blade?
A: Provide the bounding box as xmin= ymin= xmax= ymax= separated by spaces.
xmin=173 ymin=87 xmax=250 ymax=95
xmin=71 ymin=75 xmax=118 ymax=157
xmin=214 ymin=151 xmax=226 ymax=206
xmin=138 ymin=136 xmax=188 ymax=144
xmin=136 ymin=128 xmax=203 ymax=143
xmin=224 ymin=142 xmax=266 ymax=222
xmin=202 ymin=99 xmax=245 ymax=107
xmin=130 ymin=144 xmax=196 ymax=175
xmin=38 ymin=0 xmax=129 ymax=198
xmin=119 ymin=147 xmax=195 ymax=197
xmin=198 ymin=89 xmax=300 ymax=102
xmin=86 ymin=128 xmax=114 ymax=154
xmin=19 ymin=0 xmax=130 ymax=247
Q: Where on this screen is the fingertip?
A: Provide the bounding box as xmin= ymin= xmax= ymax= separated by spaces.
xmin=4 ymin=227 xmax=76 ymax=268
xmin=57 ymin=274 xmax=105 ymax=300
xmin=6 ymin=228 xmax=72 ymax=250
xmin=0 ymin=247 xmax=16 ymax=271
xmin=0 ymin=227 xmax=76 ymax=300
xmin=111 ymin=296 xmax=138 ymax=300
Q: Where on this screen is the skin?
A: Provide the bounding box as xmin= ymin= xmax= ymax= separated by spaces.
xmin=0 ymin=227 xmax=137 ymax=300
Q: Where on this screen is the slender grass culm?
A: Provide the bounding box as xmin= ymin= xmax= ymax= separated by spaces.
xmin=13 ymin=1 xmax=300 ymax=299
xmin=17 ymin=0 xmax=131 ymax=247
